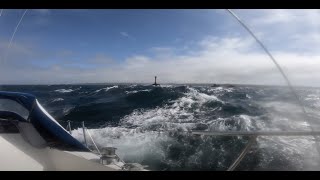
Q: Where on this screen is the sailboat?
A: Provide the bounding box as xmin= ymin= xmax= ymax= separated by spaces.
xmin=0 ymin=91 xmax=147 ymax=170
xmin=1 ymin=9 xmax=320 ymax=171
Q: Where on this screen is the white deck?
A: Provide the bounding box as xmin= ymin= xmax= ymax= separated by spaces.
xmin=0 ymin=133 xmax=121 ymax=171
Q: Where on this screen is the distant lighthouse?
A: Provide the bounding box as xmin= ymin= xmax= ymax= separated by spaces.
xmin=152 ymin=76 xmax=160 ymax=86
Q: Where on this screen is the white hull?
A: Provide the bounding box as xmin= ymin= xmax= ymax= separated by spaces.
xmin=0 ymin=133 xmax=122 ymax=171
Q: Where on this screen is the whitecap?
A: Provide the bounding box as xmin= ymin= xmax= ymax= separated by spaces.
xmin=54 ymin=89 xmax=74 ymax=93
xmin=125 ymin=89 xmax=151 ymax=94
xmin=51 ymin=98 xmax=64 ymax=102
xmin=94 ymin=85 xmax=118 ymax=93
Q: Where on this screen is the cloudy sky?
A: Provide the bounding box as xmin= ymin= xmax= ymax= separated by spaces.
xmin=1 ymin=9 xmax=320 ymax=86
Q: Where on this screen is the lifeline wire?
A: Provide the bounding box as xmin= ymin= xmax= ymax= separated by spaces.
xmin=226 ymin=9 xmax=320 ymax=168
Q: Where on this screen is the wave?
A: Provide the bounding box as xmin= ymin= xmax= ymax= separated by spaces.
xmin=129 ymin=84 xmax=138 ymax=88
xmin=42 ymin=84 xmax=320 ymax=170
xmin=73 ymin=113 xmax=318 ymax=170
xmin=305 ymin=94 xmax=320 ymax=101
xmin=63 ymin=106 xmax=75 ymax=116
xmin=209 ymin=86 xmax=234 ymax=93
xmin=51 ymin=98 xmax=64 ymax=102
xmin=159 ymin=85 xmax=173 ymax=88
xmin=125 ymin=89 xmax=151 ymax=94
xmin=71 ymin=87 xmax=269 ymax=170
xmin=72 ymin=126 xmax=173 ymax=166
xmin=94 ymin=85 xmax=119 ymax=93
xmin=54 ymin=89 xmax=74 ymax=93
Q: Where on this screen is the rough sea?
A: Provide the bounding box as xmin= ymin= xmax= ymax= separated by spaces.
xmin=1 ymin=84 xmax=320 ymax=171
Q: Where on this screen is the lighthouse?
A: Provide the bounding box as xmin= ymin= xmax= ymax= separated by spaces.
xmin=152 ymin=76 xmax=160 ymax=86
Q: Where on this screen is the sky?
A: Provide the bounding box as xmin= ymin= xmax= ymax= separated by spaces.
xmin=1 ymin=9 xmax=320 ymax=86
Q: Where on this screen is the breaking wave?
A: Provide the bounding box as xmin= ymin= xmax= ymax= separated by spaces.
xmin=51 ymin=98 xmax=64 ymax=102
xmin=54 ymin=89 xmax=74 ymax=93
xmin=68 ymin=85 xmax=320 ymax=170
xmin=94 ymin=85 xmax=119 ymax=93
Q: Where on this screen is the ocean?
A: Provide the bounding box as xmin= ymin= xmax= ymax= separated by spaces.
xmin=1 ymin=84 xmax=320 ymax=170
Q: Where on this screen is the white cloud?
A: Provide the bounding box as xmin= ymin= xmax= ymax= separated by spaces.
xmin=33 ymin=9 xmax=51 ymax=15
xmin=0 ymin=41 xmax=37 ymax=65
xmin=120 ymin=31 xmax=130 ymax=38
xmin=2 ymin=35 xmax=320 ymax=87
xmin=231 ymin=9 xmax=320 ymax=53
xmin=236 ymin=9 xmax=320 ymax=26
xmin=120 ymin=31 xmax=135 ymax=40
xmin=2 ymin=10 xmax=320 ymax=87
xmin=88 ymin=53 xmax=115 ymax=65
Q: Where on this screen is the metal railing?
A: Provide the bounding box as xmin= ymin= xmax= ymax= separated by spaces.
xmin=60 ymin=120 xmax=99 ymax=154
xmin=61 ymin=119 xmax=320 ymax=170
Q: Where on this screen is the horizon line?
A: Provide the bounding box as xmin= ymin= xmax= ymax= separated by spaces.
xmin=0 ymin=82 xmax=319 ymax=88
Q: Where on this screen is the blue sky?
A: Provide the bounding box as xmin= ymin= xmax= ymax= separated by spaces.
xmin=0 ymin=10 xmax=228 ymax=64
xmin=1 ymin=9 xmax=320 ymax=86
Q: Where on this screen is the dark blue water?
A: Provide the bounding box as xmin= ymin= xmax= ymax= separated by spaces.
xmin=1 ymin=84 xmax=320 ymax=170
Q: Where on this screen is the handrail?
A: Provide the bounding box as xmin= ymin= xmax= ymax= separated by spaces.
xmin=191 ymin=130 xmax=320 ymax=136
xmin=64 ymin=120 xmax=320 ymax=170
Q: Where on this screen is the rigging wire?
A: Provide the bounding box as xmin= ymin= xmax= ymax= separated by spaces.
xmin=226 ymin=9 xmax=320 ymax=169
xmin=2 ymin=9 xmax=28 ymax=62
